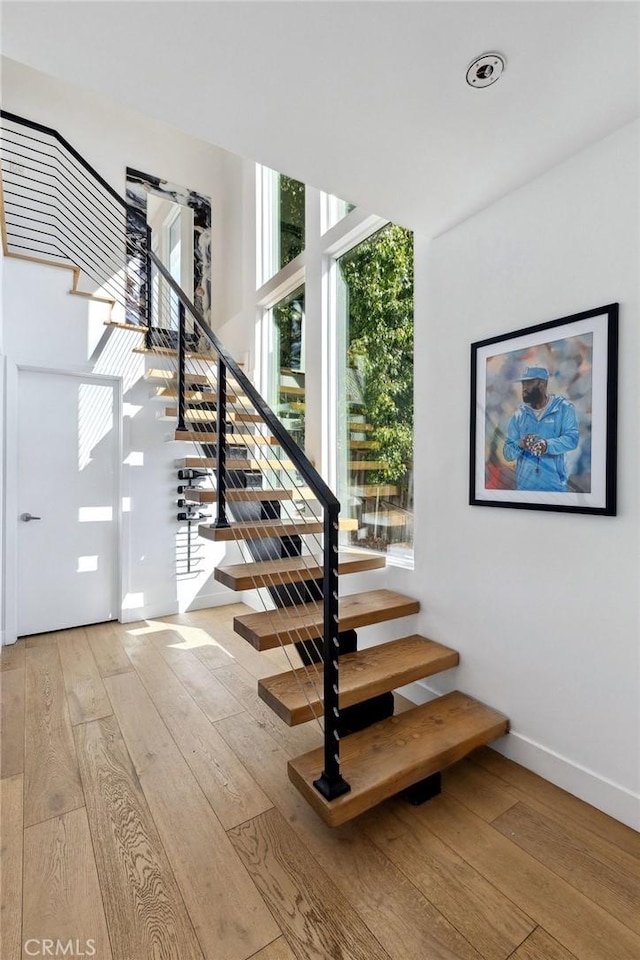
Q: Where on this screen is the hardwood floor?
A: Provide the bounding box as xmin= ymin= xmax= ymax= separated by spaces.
xmin=1 ymin=605 xmax=638 ymax=960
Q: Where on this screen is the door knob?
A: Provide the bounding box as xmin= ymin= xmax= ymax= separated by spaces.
xmin=20 ymin=513 xmax=42 ymax=522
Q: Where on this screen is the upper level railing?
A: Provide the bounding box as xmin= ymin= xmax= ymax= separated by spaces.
xmin=0 ymin=110 xmax=350 ymax=800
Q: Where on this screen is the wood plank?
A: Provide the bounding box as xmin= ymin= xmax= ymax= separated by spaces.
xmin=184 ymin=487 xmax=292 ymax=503
xmin=121 ymin=634 xmax=271 ymax=829
xmin=25 ymin=632 xmax=58 ymax=648
xmin=86 ymin=621 xmax=134 ymax=677
xmin=229 ymin=808 xmax=392 ymax=960
xmin=199 ymin=518 xmax=324 ymax=543
xmin=215 ymin=551 xmax=386 ymax=591
xmin=418 ymin=794 xmax=640 ymax=960
xmin=446 ymin=753 xmax=640 ymax=875
xmin=289 ymin=692 xmax=508 ymax=826
xmin=133 ymin=345 xmax=216 ymax=359
xmin=509 ymin=928 xmax=579 ymax=960
xmin=0 ymin=775 xmax=23 ymax=960
xmin=164 ymin=405 xmax=261 ymax=423
xmin=167 ymin=605 xmax=289 ymax=680
xmin=153 ymin=387 xmax=221 ymax=402
xmin=74 ymin=715 xmax=204 ymax=960
xmin=278 ymin=384 xmax=305 ymax=396
xmin=24 ymin=644 xmax=84 ymax=826
xmin=349 ymin=439 xmax=379 ymax=449
xmin=259 ymin=635 xmax=459 ymax=725
xmin=146 ymin=369 xmax=213 ymax=386
xmin=176 ymin=456 xmax=295 ymax=470
xmin=0 ymin=665 xmax=24 ymax=777
xmin=250 ymin=939 xmax=297 ymax=960
xmin=216 ymin=710 xmax=484 ymax=960
xmin=72 ymin=290 xmax=116 ymax=306
xmin=492 ymin=802 xmax=640 ymax=935
xmin=442 ymin=757 xmax=519 ymax=822
xmin=233 ymin=589 xmax=420 ymax=651
xmin=149 ymin=630 xmax=244 ymax=723
xmin=104 ymin=320 xmax=143 ymax=332
xmin=57 ymin=628 xmax=113 ymax=725
xmin=350 ymin=485 xmax=398 ymax=496
xmin=105 ymin=670 xmax=279 ymax=960
xmin=214 ymin=663 xmax=323 ymax=758
xmin=470 ymin=746 xmax=640 ymax=859
xmin=0 ymin=641 xmax=25 ymax=672
xmin=363 ymin=802 xmax=535 ymax=960
xmin=348 ymin=460 xmax=389 ymax=470
xmin=23 ymin=807 xmax=113 ymax=958
xmin=174 ymin=429 xmax=278 ymax=444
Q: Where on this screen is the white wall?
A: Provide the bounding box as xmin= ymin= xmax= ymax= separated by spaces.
xmin=401 ymin=120 xmax=639 ymax=828
xmin=1 ymin=59 xmax=245 ymax=635
xmin=1 ymin=56 xmax=230 ymax=328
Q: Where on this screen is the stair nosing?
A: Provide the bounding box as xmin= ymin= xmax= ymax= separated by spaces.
xmin=258 ymin=635 xmax=459 ymax=724
xmin=214 ymin=551 xmax=386 ymax=590
xmin=233 ymin=589 xmax=420 ymax=650
xmin=288 ymin=691 xmax=509 ymax=826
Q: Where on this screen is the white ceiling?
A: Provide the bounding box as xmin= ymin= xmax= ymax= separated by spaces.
xmin=2 ymin=1 xmax=639 ymax=235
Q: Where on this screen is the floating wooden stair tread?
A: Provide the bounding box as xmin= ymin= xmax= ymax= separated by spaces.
xmin=173 ymin=430 xmax=278 ymax=445
xmin=233 ymin=589 xmax=419 ymax=651
xmin=164 ymin=406 xmax=260 ymax=423
xmin=215 ymin=551 xmax=386 ymax=591
xmin=362 ymin=509 xmax=409 ymax=527
xmin=348 ymin=461 xmax=389 ymax=471
xmin=259 ymin=635 xmax=459 ymax=725
xmin=350 ymin=485 xmax=399 ymax=497
xmin=146 ymin=369 xmax=214 ymax=386
xmin=278 ymin=384 xmax=306 ymax=397
xmin=349 ymin=440 xmax=379 ymax=450
xmin=104 ymin=320 xmax=143 ymax=332
xmin=288 ymin=691 xmax=509 ymax=826
xmin=183 ymin=488 xmax=292 ymax=503
xmin=133 ymin=346 xmax=217 ymax=360
xmin=154 ymin=388 xmax=220 ymax=403
xmin=198 ymin=518 xmax=325 ymax=543
xmin=175 ymin=456 xmax=295 ymax=470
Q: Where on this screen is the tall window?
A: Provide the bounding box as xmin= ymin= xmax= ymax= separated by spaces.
xmin=271 ymin=286 xmax=305 ymax=449
xmin=260 ymin=167 xmax=305 ymax=282
xmin=337 ymin=224 xmax=414 ymax=561
xmin=279 ymin=175 xmax=305 ymax=269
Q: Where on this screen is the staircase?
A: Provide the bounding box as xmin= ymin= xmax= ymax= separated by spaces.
xmin=1 ymin=109 xmax=508 ymax=826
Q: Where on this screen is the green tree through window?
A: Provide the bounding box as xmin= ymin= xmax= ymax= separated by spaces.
xmin=339 ymin=223 xmax=414 ymax=556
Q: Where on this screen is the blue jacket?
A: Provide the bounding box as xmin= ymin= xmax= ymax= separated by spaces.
xmin=503 ymin=395 xmax=579 ymax=491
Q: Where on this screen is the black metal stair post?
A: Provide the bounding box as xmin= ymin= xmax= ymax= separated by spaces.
xmin=145 ymin=224 xmax=153 ymax=348
xmin=177 ymin=300 xmax=187 ymax=432
xmin=214 ymin=356 xmax=230 ymax=529
xmin=313 ymin=503 xmax=351 ymax=801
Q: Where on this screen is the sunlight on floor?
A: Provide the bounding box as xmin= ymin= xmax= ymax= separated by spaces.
xmin=126 ymin=619 xmax=235 ymax=661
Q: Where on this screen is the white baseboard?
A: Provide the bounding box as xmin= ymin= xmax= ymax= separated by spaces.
xmin=184 ymin=593 xmax=239 ymax=612
xmin=398 ymin=679 xmax=640 ymax=832
xmin=119 ymin=601 xmax=179 ymax=623
xmin=119 ymin=594 xmax=241 ymax=623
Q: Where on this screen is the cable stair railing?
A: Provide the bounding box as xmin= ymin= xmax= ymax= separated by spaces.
xmin=2 ymin=109 xmax=510 ymax=826
xmin=0 ymin=108 xmax=353 ymax=803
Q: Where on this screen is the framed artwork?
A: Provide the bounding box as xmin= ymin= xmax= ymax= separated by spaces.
xmin=470 ymin=304 xmax=618 ymax=515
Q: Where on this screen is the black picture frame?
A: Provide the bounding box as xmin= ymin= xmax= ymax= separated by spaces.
xmin=470 ymin=304 xmax=618 ymax=515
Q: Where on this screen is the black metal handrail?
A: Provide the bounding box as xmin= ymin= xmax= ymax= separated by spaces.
xmin=1 ymin=110 xmax=128 ymax=210
xmin=0 ymin=109 xmax=350 ymax=799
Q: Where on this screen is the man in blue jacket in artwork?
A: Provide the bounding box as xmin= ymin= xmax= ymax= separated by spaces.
xmin=503 ymin=366 xmax=579 ymax=491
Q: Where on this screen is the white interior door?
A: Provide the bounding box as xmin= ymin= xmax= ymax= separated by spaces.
xmin=17 ymin=370 xmax=119 ymax=636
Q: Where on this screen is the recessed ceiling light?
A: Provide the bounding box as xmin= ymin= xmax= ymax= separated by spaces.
xmin=466 ymin=53 xmax=506 ymax=89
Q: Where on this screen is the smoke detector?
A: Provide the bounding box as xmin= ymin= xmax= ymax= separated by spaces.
xmin=466 ymin=53 xmax=506 ymax=88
